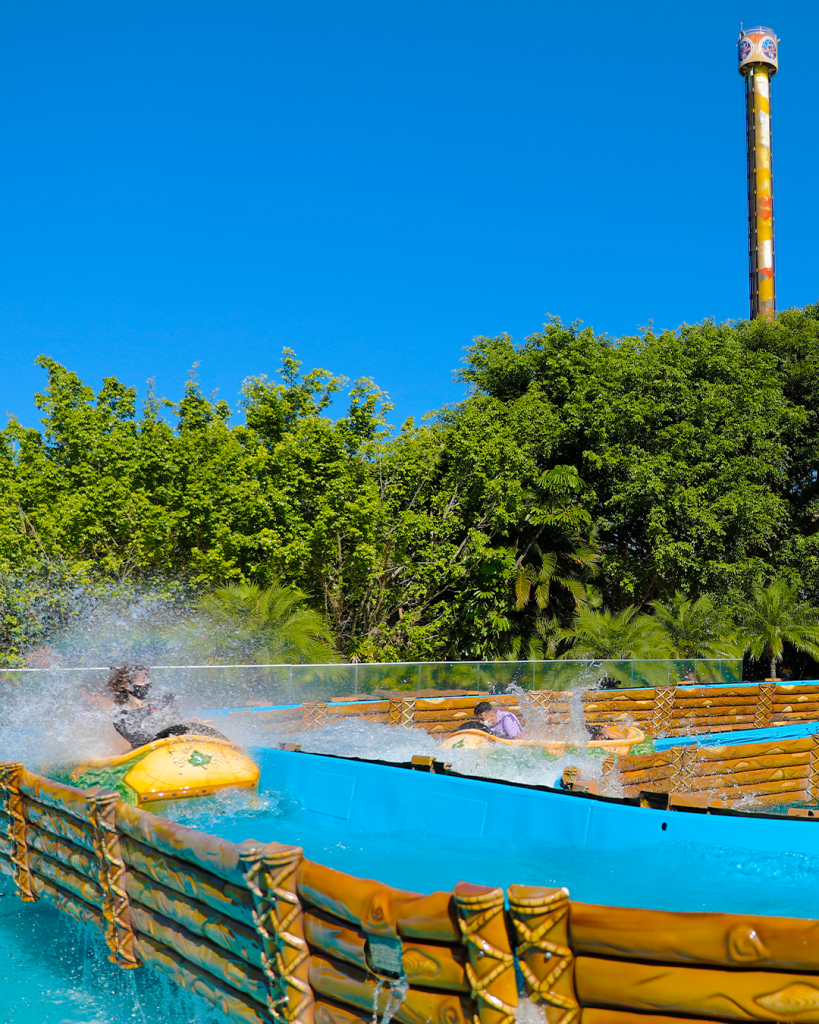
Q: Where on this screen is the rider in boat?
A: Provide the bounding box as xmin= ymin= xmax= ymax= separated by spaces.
xmin=107 ymin=664 xmax=224 ymax=749
xmin=473 ymin=701 xmax=524 ymax=739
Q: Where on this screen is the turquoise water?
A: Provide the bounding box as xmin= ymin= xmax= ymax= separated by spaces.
xmin=0 ymin=873 xmax=226 ymax=1023
xmin=159 ymin=783 xmax=819 ymax=919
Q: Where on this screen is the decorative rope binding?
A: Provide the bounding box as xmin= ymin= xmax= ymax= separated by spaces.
xmin=809 ymin=736 xmax=819 ymax=804
xmin=507 ymin=885 xmax=578 ymax=1024
xmin=755 ymin=681 xmax=777 ymax=729
xmin=302 ymin=703 xmax=328 ymax=729
xmin=652 ymin=685 xmax=676 ymax=737
xmin=0 ymin=762 xmax=36 ymax=902
xmin=453 ymin=882 xmax=518 ymax=1024
xmin=86 ymin=789 xmax=139 ymax=968
xmin=388 ymin=697 xmax=416 ymax=729
xmin=241 ymin=842 xmax=315 ymax=1024
xmin=599 ymin=755 xmax=616 ymax=796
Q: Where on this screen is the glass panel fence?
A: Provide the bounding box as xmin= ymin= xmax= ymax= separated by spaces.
xmin=0 ymin=658 xmax=745 ymax=711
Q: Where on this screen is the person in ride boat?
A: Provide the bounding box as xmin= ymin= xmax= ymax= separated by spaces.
xmin=473 ymin=701 xmax=524 ymax=739
xmin=107 ymin=664 xmax=224 ymax=749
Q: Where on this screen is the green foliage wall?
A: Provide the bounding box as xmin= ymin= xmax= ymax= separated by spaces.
xmin=4 ymin=305 xmax=819 ymax=665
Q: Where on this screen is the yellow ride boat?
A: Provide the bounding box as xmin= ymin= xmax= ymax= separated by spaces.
xmin=438 ymin=724 xmax=645 ymax=757
xmin=70 ymin=734 xmax=260 ymax=805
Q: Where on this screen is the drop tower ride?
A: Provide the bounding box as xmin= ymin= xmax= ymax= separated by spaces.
xmin=738 ymin=26 xmax=779 ymax=320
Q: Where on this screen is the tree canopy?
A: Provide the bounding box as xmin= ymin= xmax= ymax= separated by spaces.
xmin=4 ymin=306 xmax=819 ymax=670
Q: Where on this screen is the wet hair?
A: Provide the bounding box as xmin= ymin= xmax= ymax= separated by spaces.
xmin=474 ymin=701 xmax=494 ymax=717
xmin=107 ymin=664 xmax=150 ymax=705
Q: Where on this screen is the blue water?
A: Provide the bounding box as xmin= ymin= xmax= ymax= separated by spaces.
xmin=0 ymin=872 xmax=225 ymax=1023
xmin=161 ymin=784 xmax=819 ymax=918
xmin=157 ymin=749 xmax=819 ymax=920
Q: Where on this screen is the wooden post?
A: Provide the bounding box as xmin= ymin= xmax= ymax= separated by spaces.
xmin=241 ymin=841 xmax=315 ymax=1024
xmin=810 ymin=735 xmax=819 ymax=804
xmin=453 ymin=882 xmax=518 ymax=1024
xmin=0 ymin=762 xmax=36 ymax=902
xmin=652 ymin=686 xmax=676 ymax=737
xmin=388 ymin=696 xmax=416 ymax=729
xmin=755 ymin=682 xmax=777 ymax=729
xmin=301 ymin=703 xmax=327 ymax=729
xmin=507 ymin=885 xmax=578 ymax=1024
xmin=599 ymin=755 xmax=616 ymax=796
xmin=86 ymin=789 xmax=139 ymax=968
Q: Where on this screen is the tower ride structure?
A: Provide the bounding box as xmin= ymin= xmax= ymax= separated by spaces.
xmin=738 ymin=26 xmax=779 ymax=320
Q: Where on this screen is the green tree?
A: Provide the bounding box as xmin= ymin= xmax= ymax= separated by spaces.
xmin=732 ymin=581 xmax=819 ymax=680
xmin=553 ymin=605 xmax=674 ymax=660
xmin=650 ymin=592 xmax=740 ymax=659
xmin=193 ymin=581 xmax=339 ymax=664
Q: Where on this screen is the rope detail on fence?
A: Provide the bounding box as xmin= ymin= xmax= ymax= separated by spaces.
xmin=652 ymin=685 xmax=676 ymax=736
xmin=86 ymin=789 xmax=139 ymax=968
xmin=388 ymin=697 xmax=416 ymax=728
xmin=507 ymin=885 xmax=578 ymax=1024
xmin=301 ymin=703 xmax=327 ymax=729
xmin=454 ymin=884 xmax=517 ymax=1024
xmin=242 ymin=842 xmax=315 ymax=1024
xmin=755 ymin=682 xmax=777 ymax=729
xmin=0 ymin=762 xmax=36 ymax=902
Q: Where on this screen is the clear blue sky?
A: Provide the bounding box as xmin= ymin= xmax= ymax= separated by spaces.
xmin=1 ymin=1 xmax=817 ymax=430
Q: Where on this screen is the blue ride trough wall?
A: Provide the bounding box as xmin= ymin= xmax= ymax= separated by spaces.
xmin=8 ymin=753 xmax=819 ymax=1023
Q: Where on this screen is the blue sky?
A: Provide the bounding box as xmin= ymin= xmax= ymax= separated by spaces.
xmin=1 ymin=1 xmax=817 ymax=430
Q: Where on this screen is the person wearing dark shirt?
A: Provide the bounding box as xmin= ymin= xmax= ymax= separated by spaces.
xmin=106 ymin=664 xmax=226 ymax=749
xmin=107 ymin=664 xmax=177 ymax=748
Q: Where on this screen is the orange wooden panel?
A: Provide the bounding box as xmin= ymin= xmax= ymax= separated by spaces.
xmin=315 ymin=999 xmax=369 ymax=1024
xmin=694 ymin=737 xmax=816 ymax=761
xmin=688 ymin=766 xmax=809 ymax=790
xmin=688 ymin=778 xmax=807 ymax=799
xmin=575 ymin=954 xmax=819 ymax=1020
xmin=303 ymin=910 xmax=469 ymax=992
xmin=582 ymin=1011 xmax=731 ymax=1024
xmin=297 ymin=860 xmax=459 ymax=942
xmin=570 ymin=903 xmax=819 ymax=970
xmin=309 ymin=954 xmax=472 ymax=1024
xmin=617 ymin=767 xmax=673 ymax=787
xmin=672 ymin=697 xmax=758 ymax=709
xmin=671 ymin=687 xmax=757 ymax=699
xmin=690 ymin=752 xmax=811 ymax=776
xmin=582 ymin=688 xmax=656 ymax=699
xmin=583 ymin=699 xmax=655 ymax=712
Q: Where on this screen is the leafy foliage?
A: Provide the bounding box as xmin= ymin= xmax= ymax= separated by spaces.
xmin=191 ymin=581 xmax=338 ymax=665
xmin=731 ymin=582 xmax=819 ymax=680
xmin=5 ymin=306 xmax=819 ymax=671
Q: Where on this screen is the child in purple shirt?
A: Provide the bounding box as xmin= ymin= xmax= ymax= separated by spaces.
xmin=474 ymin=701 xmax=523 ymax=739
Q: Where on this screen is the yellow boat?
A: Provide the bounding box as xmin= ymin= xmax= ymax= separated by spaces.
xmin=70 ymin=734 xmax=260 ymax=806
xmin=439 ymin=724 xmax=645 ymax=758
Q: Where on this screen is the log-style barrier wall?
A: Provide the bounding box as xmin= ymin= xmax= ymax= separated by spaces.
xmin=583 ymin=681 xmax=819 ymax=738
xmin=603 ymin=733 xmax=819 ymax=808
xmin=246 ymin=681 xmax=819 ymax=742
xmin=6 ymin=758 xmax=819 ymax=1023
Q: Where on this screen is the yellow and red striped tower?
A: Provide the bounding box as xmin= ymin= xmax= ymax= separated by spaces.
xmin=738 ymin=26 xmax=779 ymax=320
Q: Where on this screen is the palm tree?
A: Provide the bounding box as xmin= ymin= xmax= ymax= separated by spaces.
xmin=731 ymin=581 xmax=819 ymax=680
xmin=650 ymin=592 xmax=741 ymax=659
xmin=553 ymin=605 xmax=674 ymax=661
xmin=194 ymin=581 xmax=339 ymax=664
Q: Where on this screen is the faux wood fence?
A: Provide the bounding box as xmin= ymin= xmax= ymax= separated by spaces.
xmin=0 ymin=761 xmax=515 ymax=1024
xmin=5 ymin=760 xmax=819 ymax=1024
xmin=257 ymin=693 xmax=569 ymax=736
xmin=611 ymin=734 xmax=819 ymax=808
xmin=583 ymin=682 xmax=819 ymax=738
xmin=248 ymin=682 xmax=819 ymax=742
